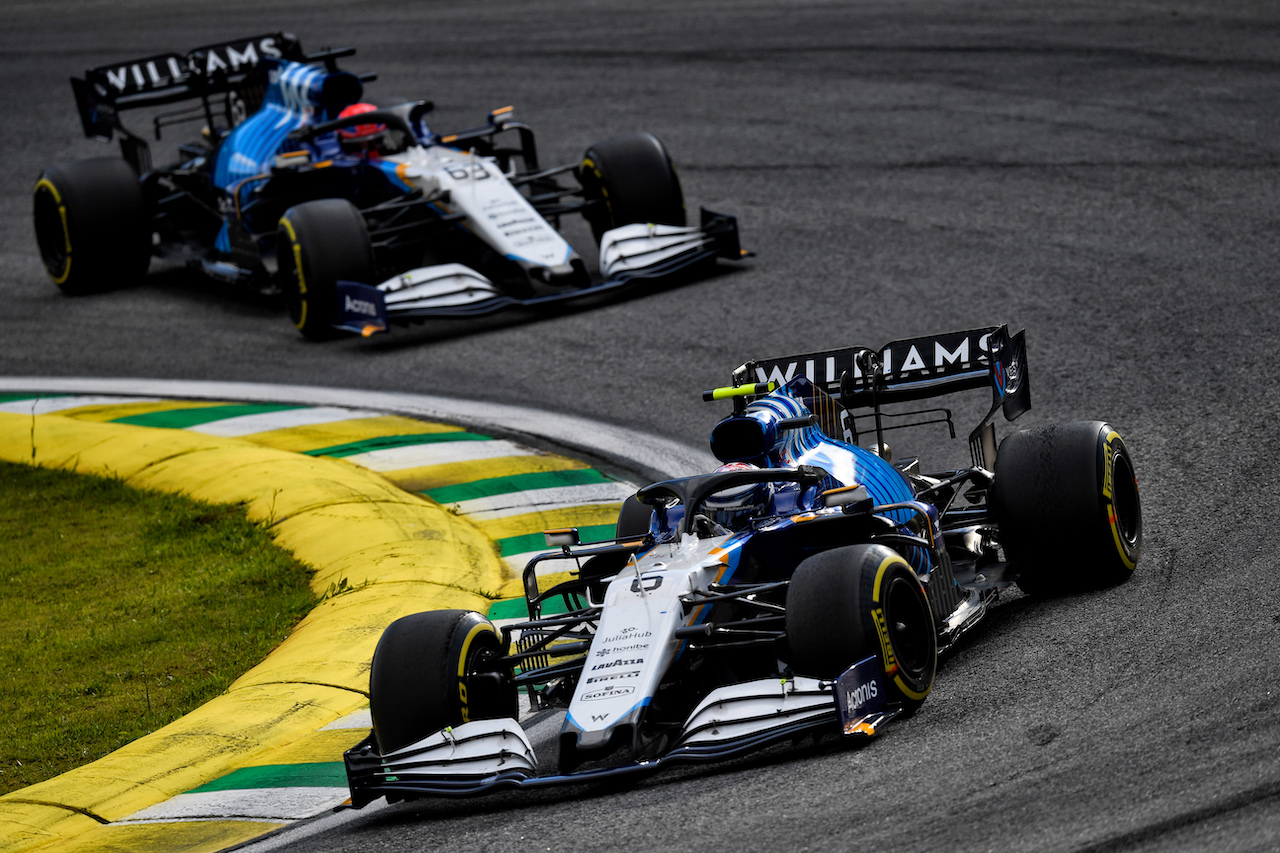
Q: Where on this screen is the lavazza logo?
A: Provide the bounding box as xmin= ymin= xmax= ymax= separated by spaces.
xmin=590 ymin=658 xmax=644 ymax=671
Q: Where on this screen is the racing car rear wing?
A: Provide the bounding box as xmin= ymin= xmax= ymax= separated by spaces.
xmin=69 ymin=33 xmax=367 ymax=171
xmin=729 ymin=325 xmax=1031 ymax=468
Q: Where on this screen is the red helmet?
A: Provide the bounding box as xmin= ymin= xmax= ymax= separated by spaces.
xmin=337 ymin=103 xmax=387 ymax=153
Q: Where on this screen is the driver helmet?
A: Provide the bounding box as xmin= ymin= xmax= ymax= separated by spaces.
xmin=337 ymin=103 xmax=388 ymax=155
xmin=703 ymin=462 xmax=773 ymax=531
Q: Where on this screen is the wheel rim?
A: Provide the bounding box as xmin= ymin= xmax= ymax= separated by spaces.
xmin=1111 ymin=451 xmax=1141 ymax=548
xmin=885 ymin=575 xmax=932 ymax=680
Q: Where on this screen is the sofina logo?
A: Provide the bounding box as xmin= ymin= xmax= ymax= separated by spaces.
xmin=581 ymin=685 xmax=635 ymax=702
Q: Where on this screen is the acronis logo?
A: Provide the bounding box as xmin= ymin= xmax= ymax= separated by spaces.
xmin=344 ymin=295 xmax=379 ymax=317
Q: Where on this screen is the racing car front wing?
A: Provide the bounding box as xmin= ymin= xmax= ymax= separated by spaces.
xmin=343 ymin=659 xmax=900 ymax=805
xmin=332 ymin=208 xmax=744 ymax=335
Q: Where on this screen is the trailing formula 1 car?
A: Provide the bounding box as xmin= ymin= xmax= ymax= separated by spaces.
xmin=32 ymin=33 xmax=745 ymax=339
xmin=343 ymin=324 xmax=1142 ymax=804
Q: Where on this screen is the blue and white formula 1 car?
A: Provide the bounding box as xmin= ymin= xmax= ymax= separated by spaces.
xmin=343 ymin=325 xmax=1143 ymax=803
xmin=32 ymin=33 xmax=744 ymax=339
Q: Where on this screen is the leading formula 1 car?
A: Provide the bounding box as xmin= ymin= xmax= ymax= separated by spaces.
xmin=343 ymin=324 xmax=1142 ymax=803
xmin=32 ymin=33 xmax=745 ymax=339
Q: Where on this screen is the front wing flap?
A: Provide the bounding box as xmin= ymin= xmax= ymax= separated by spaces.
xmin=340 ymin=208 xmax=744 ymax=333
xmin=343 ymin=660 xmax=899 ymax=804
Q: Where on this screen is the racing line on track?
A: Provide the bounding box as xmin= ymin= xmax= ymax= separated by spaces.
xmin=0 ymin=381 xmax=699 ymax=853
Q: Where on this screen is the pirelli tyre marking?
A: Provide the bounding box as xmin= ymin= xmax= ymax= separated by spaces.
xmin=456 ymin=620 xmax=499 ymax=724
xmin=279 ymin=216 xmax=309 ymax=330
xmin=871 ymin=552 xmax=931 ymax=702
xmin=1102 ymin=429 xmax=1139 ymax=573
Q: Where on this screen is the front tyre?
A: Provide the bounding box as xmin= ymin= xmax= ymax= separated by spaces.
xmin=33 ymin=159 xmax=150 ymax=294
xmin=991 ymin=421 xmax=1142 ymax=596
xmin=579 ymin=131 xmax=685 ymax=246
xmin=786 ymin=544 xmax=937 ymax=713
xmin=369 ymin=610 xmax=516 ymax=753
xmin=277 ymin=199 xmax=374 ymax=341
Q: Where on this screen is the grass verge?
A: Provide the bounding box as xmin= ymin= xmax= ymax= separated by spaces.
xmin=0 ymin=460 xmax=316 ymax=795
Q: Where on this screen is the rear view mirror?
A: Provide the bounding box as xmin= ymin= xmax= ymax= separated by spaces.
xmin=819 ymin=484 xmax=871 ymax=513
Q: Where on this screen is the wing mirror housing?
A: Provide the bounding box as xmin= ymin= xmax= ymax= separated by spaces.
xmin=819 ymin=484 xmax=872 ymax=514
xmin=544 ymin=528 xmax=580 ymax=548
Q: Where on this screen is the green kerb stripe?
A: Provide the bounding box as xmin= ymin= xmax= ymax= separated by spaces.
xmin=0 ymin=393 xmax=67 ymax=404
xmin=425 ymin=468 xmax=611 ymax=504
xmin=111 ymin=403 xmax=304 ymax=429
xmin=497 ymin=524 xmax=616 ymax=557
xmin=188 ymin=762 xmax=347 ymax=793
xmin=488 ymin=598 xmax=529 ymax=621
xmin=304 ymin=431 xmax=489 ymax=458
xmin=488 ymin=595 xmax=573 ymax=621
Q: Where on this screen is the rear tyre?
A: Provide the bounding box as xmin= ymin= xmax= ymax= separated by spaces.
xmin=786 ymin=544 xmax=936 ymax=712
xmin=991 ymin=421 xmax=1142 ymax=596
xmin=369 ymin=610 xmax=515 ymax=753
xmin=580 ymin=131 xmax=686 ymax=246
xmin=277 ymin=199 xmax=374 ymax=340
xmin=33 ymin=158 xmax=150 ymax=294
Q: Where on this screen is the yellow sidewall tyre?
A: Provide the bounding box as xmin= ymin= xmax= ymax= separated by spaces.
xmin=369 ymin=610 xmax=514 ymax=753
xmin=992 ymin=420 xmax=1142 ymax=596
xmin=786 ymin=544 xmax=937 ymax=713
xmin=579 ymin=131 xmax=685 ymax=247
xmin=276 ymin=198 xmax=374 ymax=341
xmin=32 ymin=158 xmax=149 ymax=295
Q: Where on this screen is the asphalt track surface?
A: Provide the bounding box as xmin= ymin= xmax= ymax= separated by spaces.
xmin=1 ymin=1 xmax=1278 ymax=852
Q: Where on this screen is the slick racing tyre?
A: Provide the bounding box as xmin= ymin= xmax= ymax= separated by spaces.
xmin=33 ymin=158 xmax=150 ymax=294
xmin=369 ymin=610 xmax=516 ymax=753
xmin=786 ymin=544 xmax=936 ymax=713
xmin=277 ymin=198 xmax=374 ymax=341
xmin=991 ymin=421 xmax=1142 ymax=596
xmin=580 ymin=131 xmax=686 ymax=246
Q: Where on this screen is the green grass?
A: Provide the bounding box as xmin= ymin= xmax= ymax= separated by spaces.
xmin=0 ymin=461 xmax=316 ymax=795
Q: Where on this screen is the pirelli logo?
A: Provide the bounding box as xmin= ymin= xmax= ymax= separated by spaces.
xmin=1102 ymin=433 xmax=1116 ymax=500
xmin=872 ymin=607 xmax=898 ymax=675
